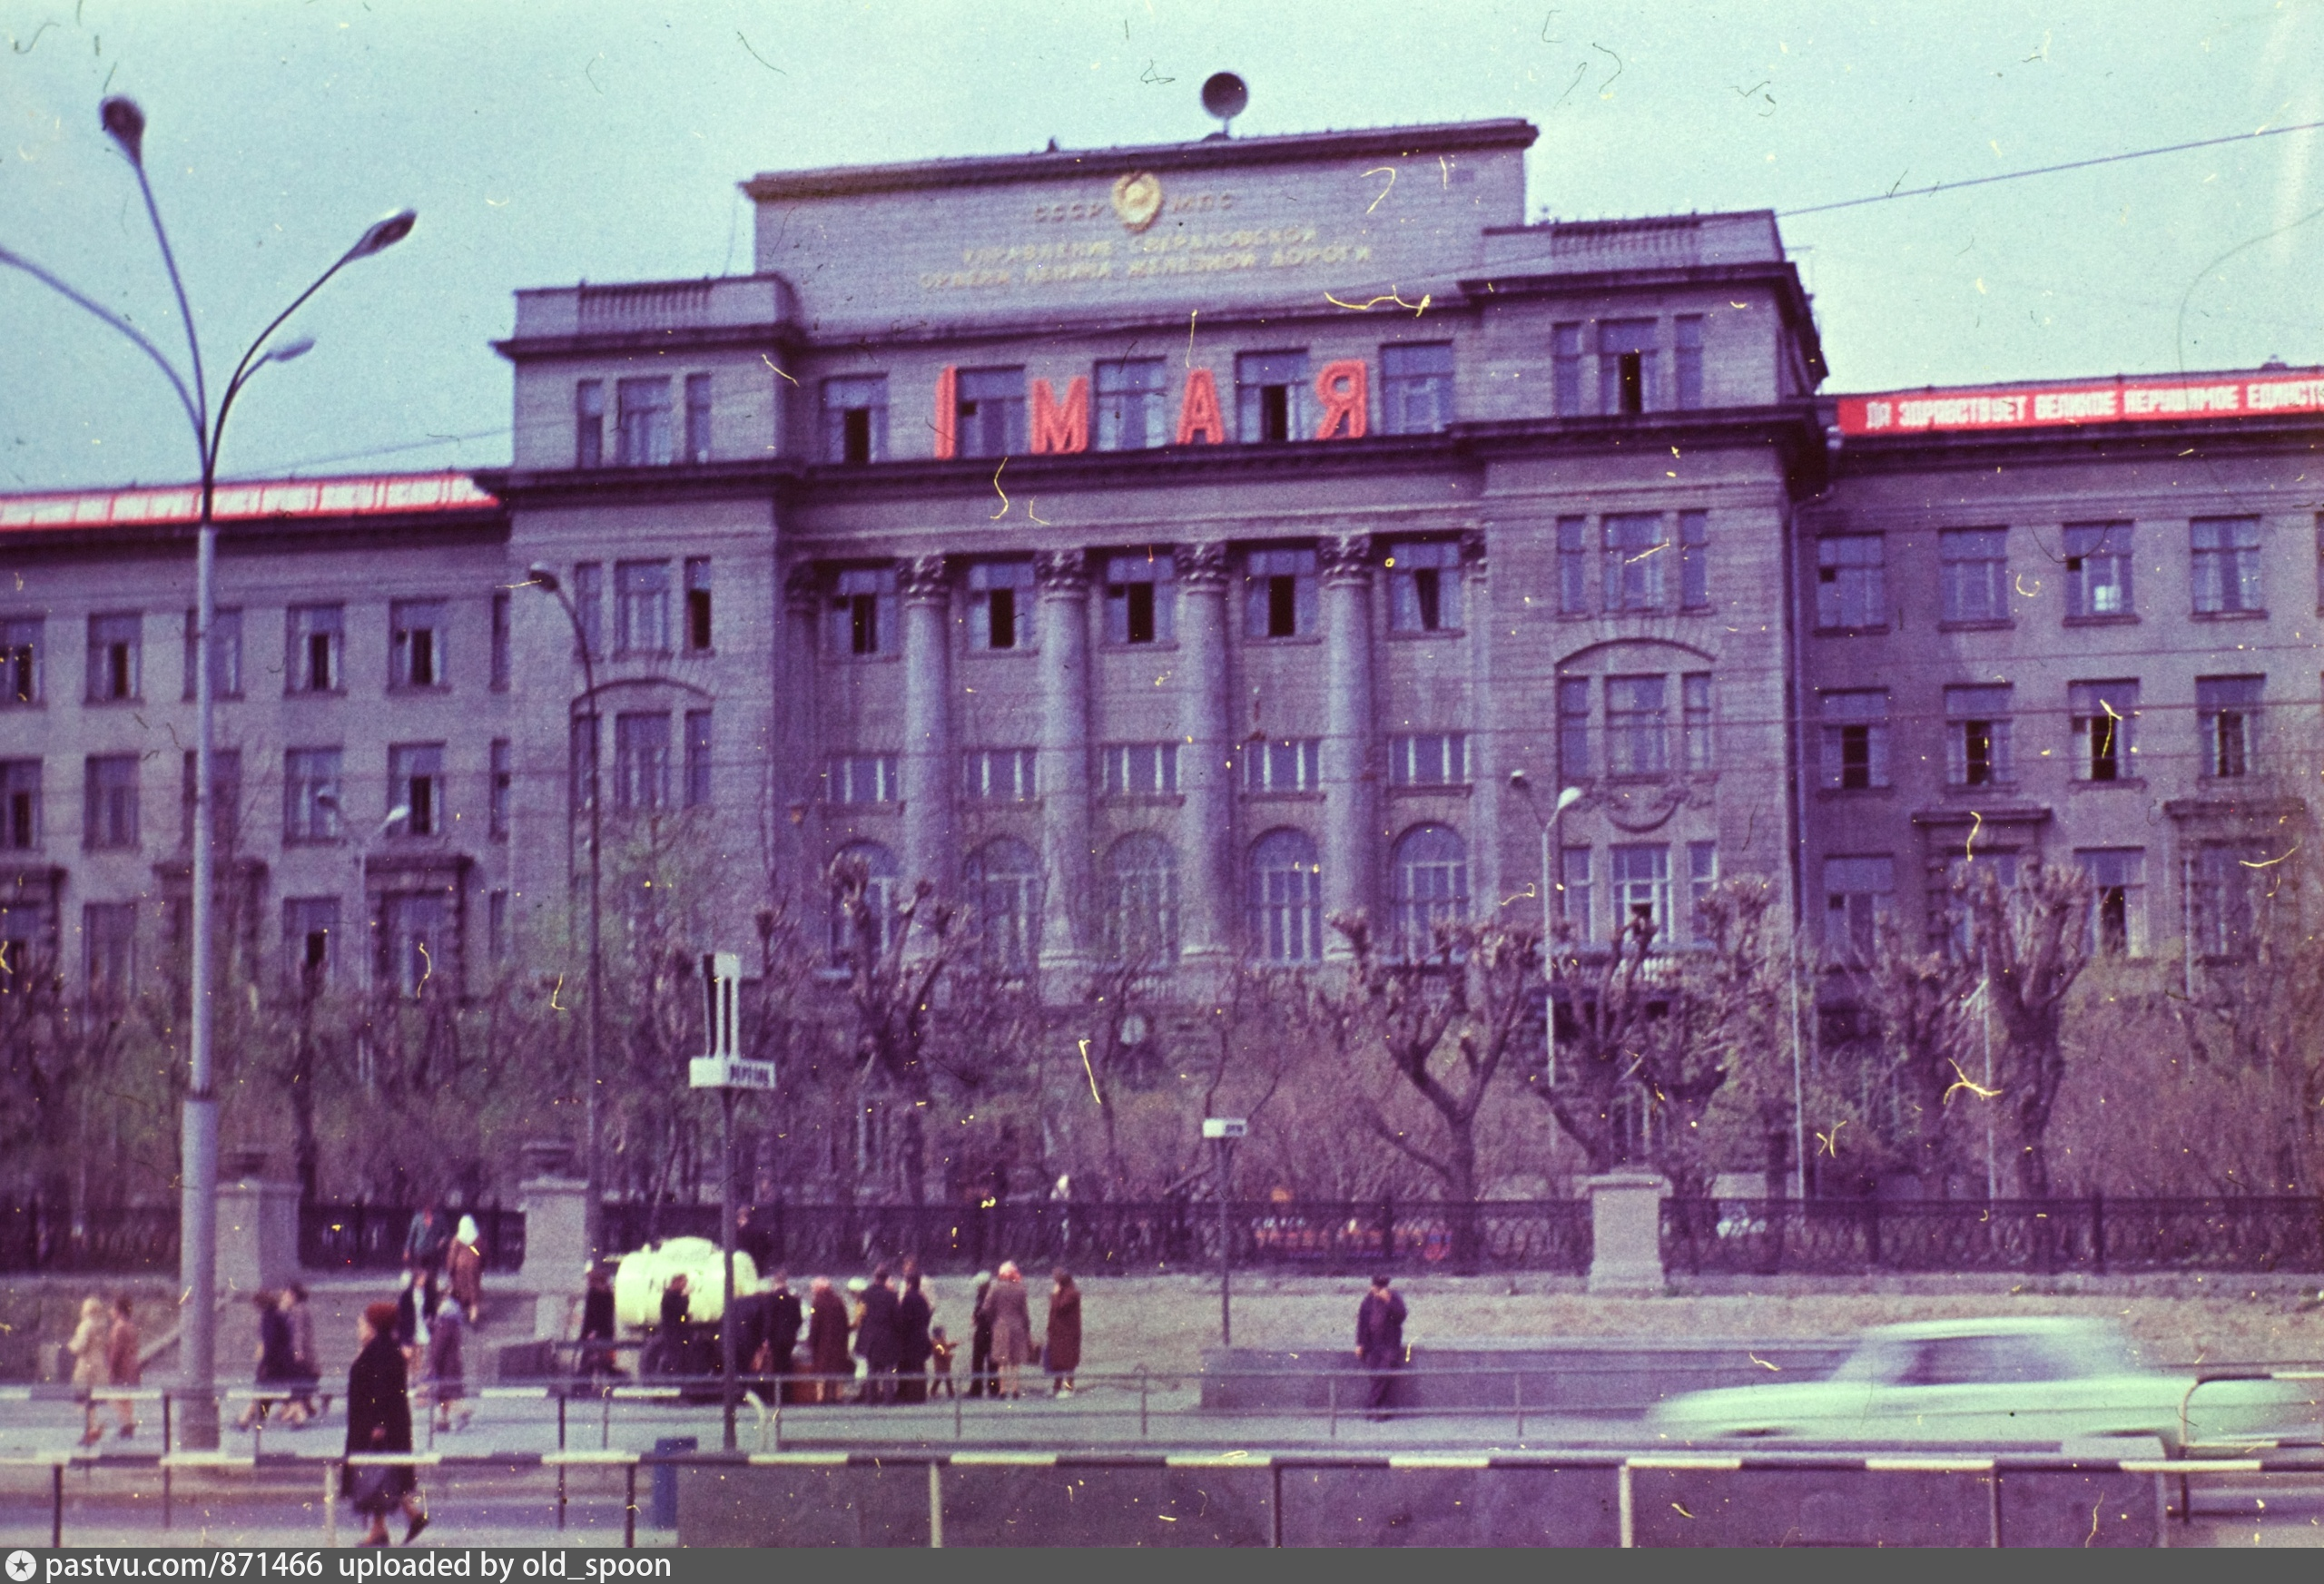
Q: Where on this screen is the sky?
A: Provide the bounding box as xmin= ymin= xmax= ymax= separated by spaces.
xmin=1 ymin=0 xmax=2318 ymax=493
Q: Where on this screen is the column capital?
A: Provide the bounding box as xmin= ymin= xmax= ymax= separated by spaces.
xmin=783 ymin=562 xmax=822 ymax=615
xmin=1176 ymin=541 xmax=1231 ymax=590
xmin=1319 ymin=533 xmax=1374 ymax=586
xmin=900 ymin=554 xmax=951 ymax=605
xmin=1034 ymin=548 xmax=1090 ymax=595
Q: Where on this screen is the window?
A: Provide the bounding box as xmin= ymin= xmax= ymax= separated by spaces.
xmin=2191 ymin=517 xmax=2263 ymax=614
xmin=489 ymin=740 xmax=511 ymax=839
xmin=1105 ymin=552 xmax=1177 ymax=644
xmin=1606 ymin=676 xmax=1669 ymax=777
xmin=821 ymin=375 xmax=889 ymax=464
xmin=1610 ymin=844 xmax=1671 ymax=939
xmin=1681 ymin=674 xmax=1713 ymax=772
xmin=84 ymin=902 xmax=136 ymax=1004
xmin=1598 ymin=319 xmax=1657 ymax=415
xmin=1823 ymin=855 xmax=1895 ymax=959
xmin=1551 ymin=323 xmax=1584 ymax=415
xmin=2069 ymin=681 xmax=2138 ymax=782
xmin=2191 ymin=843 xmax=2261 ymax=959
xmin=490 ymin=593 xmax=512 ymax=689
xmin=1248 ymin=828 xmax=1324 ymax=963
xmin=615 ymin=378 xmax=672 ymax=466
xmin=1101 ymin=742 xmax=1178 ymax=797
xmin=1687 ymin=842 xmax=1718 ymax=946
xmin=1095 ymin=359 xmax=1167 ymax=451
xmin=86 ymin=614 xmax=141 ymax=703
xmin=1245 ymin=548 xmax=1317 ymax=638
xmin=389 ymin=600 xmax=445 ymax=689
xmin=1944 ymin=684 xmax=2014 ymax=787
xmin=614 ymin=713 xmax=670 ymax=812
xmin=683 ymin=372 xmax=712 ymax=463
xmin=1381 ymin=342 xmax=1453 ymax=434
xmin=1816 ymin=536 xmax=1886 ymax=629
xmin=1559 ymin=847 xmax=1592 ymax=939
xmin=178 ymin=749 xmax=241 ymax=850
xmin=1236 ymin=351 xmax=1309 ymax=442
xmin=283 ymin=748 xmax=342 ymax=843
xmin=962 ymin=747 xmax=1037 ymax=802
xmin=573 ymin=565 xmax=605 ymax=661
xmin=825 ymin=753 xmax=899 ymax=805
xmin=968 ymin=561 xmax=1032 ymax=651
xmin=1392 ymin=824 xmax=1470 ymax=956
xmin=1679 ymin=511 xmax=1709 ymax=610
xmin=828 ymin=841 xmax=900 ymax=963
xmin=84 ymin=755 xmax=139 ymax=850
xmin=1104 ymin=831 xmax=1180 ymax=965
xmin=288 ymin=605 xmax=343 ymax=693
xmin=684 ymin=711 xmax=713 ymax=808
xmin=1 ymin=616 xmax=40 ymax=705
xmin=1556 ymin=517 xmax=1590 ymax=615
xmin=2079 ymin=849 xmax=2144 ymax=956
xmin=0 ymin=761 xmax=38 ymax=851
xmin=281 ymin=897 xmax=339 ymax=993
xmin=575 ymin=380 xmax=605 ymax=468
xmin=615 ymin=561 xmax=671 ymax=654
xmin=1939 ymin=528 xmax=2010 ymax=623
xmin=1243 ymin=738 xmax=1320 ymax=793
xmin=569 ymin=717 xmax=599 ymax=814
xmin=965 ymin=837 xmax=1041 ymax=974
xmin=2063 ymin=523 xmax=2134 ymax=617
xmin=2197 ymin=675 xmax=2263 ymax=777
xmin=955 ymin=367 xmax=1026 ymax=459
xmin=1558 ymin=678 xmax=1592 ymax=782
xmin=1819 ymin=691 xmax=1891 ymax=790
xmin=182 ymin=608 xmax=241 ymax=699
xmin=1390 ymin=733 xmax=1468 ymax=788
xmin=1673 ymin=314 xmax=1704 ymax=409
xmin=0 ymin=892 xmax=47 ymax=990
xmin=830 ymin=567 xmax=897 ymax=657
xmin=684 ymin=559 xmax=712 ymax=652
xmin=1387 ymin=541 xmax=1462 ymax=632
xmin=1603 ymin=515 xmax=1666 ymax=611
xmin=379 ymin=889 xmax=451 ymax=998
xmin=389 ymin=743 xmax=445 ymax=836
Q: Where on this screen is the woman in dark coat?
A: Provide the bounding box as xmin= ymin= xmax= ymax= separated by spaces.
xmin=344 ymin=1301 xmax=426 ymax=1547
xmin=804 ymin=1277 xmax=852 ymax=1403
xmin=967 ymin=1272 xmax=995 ymax=1399
xmin=894 ymin=1273 xmax=933 ymax=1404
xmin=1045 ymin=1270 xmax=1082 ymax=1395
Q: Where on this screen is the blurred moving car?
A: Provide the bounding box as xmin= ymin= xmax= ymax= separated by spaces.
xmin=1645 ymin=1316 xmax=2319 ymax=1453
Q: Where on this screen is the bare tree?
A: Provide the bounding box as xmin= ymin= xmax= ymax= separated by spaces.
xmin=1964 ymin=862 xmax=2094 ymax=1197
xmin=1847 ymin=914 xmax=1982 ymax=1194
xmin=828 ymin=851 xmax=966 ymax=1204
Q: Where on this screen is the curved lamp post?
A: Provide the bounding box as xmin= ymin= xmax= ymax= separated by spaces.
xmin=1508 ymin=773 xmax=1583 ymax=1085
xmin=1 ymin=96 xmax=412 ymax=1450
xmin=521 ymin=566 xmax=605 ymax=1266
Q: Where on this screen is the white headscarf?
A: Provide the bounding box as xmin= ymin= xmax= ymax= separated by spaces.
xmin=456 ymin=1215 xmax=480 ymax=1245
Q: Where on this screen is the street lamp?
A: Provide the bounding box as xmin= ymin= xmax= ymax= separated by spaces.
xmin=1509 ymin=773 xmax=1583 ymax=1085
xmin=1 ymin=96 xmax=413 ymax=1450
xmin=522 ymin=566 xmax=606 ymax=1266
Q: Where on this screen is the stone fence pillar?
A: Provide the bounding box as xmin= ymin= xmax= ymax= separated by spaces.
xmin=1584 ymin=1171 xmax=1669 ymax=1295
xmin=518 ymin=1174 xmax=592 ymax=1339
xmin=216 ymin=1169 xmax=300 ymax=1298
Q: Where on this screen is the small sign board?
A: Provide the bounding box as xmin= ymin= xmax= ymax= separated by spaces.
xmin=1201 ymin=1117 xmax=1247 ymax=1139
xmin=688 ymin=950 xmax=773 ymax=1089
xmin=690 ymin=1055 xmax=778 ymax=1091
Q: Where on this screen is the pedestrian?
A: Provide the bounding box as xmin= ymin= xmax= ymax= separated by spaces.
xmin=966 ymin=1271 xmax=995 ymax=1399
xmin=392 ymin=1268 xmax=426 ymax=1356
xmin=1355 ymin=1273 xmax=1408 ymax=1422
xmin=344 ymin=1300 xmax=427 ymax=1547
xmin=446 ymin=1215 xmax=485 ymax=1323
xmin=428 ymin=1293 xmax=469 ymax=1432
xmin=238 ymin=1291 xmax=306 ymax=1431
xmin=928 ymin=1326 xmax=957 ymax=1399
xmin=855 ymin=1265 xmax=901 ymax=1405
xmin=401 ymin=1204 xmax=449 ymax=1275
xmin=756 ymin=1271 xmax=803 ymax=1407
xmin=104 ymin=1295 xmax=141 ymax=1440
xmin=577 ymin=1264 xmax=618 ymax=1382
xmin=805 ymin=1277 xmax=852 ymax=1403
xmin=980 ymin=1261 xmax=1033 ymax=1401
xmin=895 ymin=1271 xmax=933 ymax=1404
xmin=68 ymin=1294 xmax=111 ymax=1446
xmin=1045 ymin=1270 xmax=1082 ymax=1396
xmin=282 ymin=1285 xmax=321 ymax=1423
xmin=656 ymin=1274 xmax=691 ymax=1379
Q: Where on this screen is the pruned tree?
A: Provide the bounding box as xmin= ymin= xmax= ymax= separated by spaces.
xmin=1964 ymin=861 xmax=2094 ymax=1197
xmin=1847 ymin=913 xmax=1983 ymax=1194
xmin=828 ymin=851 xmax=966 ymax=1204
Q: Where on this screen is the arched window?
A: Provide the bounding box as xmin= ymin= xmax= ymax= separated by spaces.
xmin=1104 ymin=831 xmax=1180 ymax=966
xmin=826 ymin=841 xmax=899 ymax=965
xmin=1392 ymin=824 xmax=1469 ymax=956
xmin=1247 ymin=828 xmax=1324 ymax=963
xmin=964 ymin=837 xmax=1041 ymax=975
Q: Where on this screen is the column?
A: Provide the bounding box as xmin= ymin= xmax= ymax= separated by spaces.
xmin=900 ymin=555 xmax=956 ymax=905
xmin=1177 ymin=542 xmax=1235 ymax=974
xmin=1035 ymin=551 xmax=1095 ymax=978
xmin=780 ymin=564 xmax=823 ymax=903
xmin=1461 ymin=530 xmax=1502 ymax=916
xmin=1319 ymin=534 xmax=1377 ymax=955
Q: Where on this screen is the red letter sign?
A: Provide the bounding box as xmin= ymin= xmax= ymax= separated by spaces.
xmin=1030 ymin=377 xmax=1090 ymax=455
xmin=933 ymin=366 xmax=959 ymax=460
xmin=1175 ymin=368 xmax=1226 ymax=445
xmin=1314 ymin=359 xmax=1368 ymax=440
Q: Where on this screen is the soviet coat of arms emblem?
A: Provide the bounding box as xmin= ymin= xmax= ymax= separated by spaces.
xmin=1111 ymin=172 xmax=1164 ymax=231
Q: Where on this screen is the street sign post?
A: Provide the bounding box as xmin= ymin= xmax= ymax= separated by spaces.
xmin=684 ymin=950 xmax=769 ymax=1450
xmin=1203 ymin=1118 xmax=1246 ymax=1346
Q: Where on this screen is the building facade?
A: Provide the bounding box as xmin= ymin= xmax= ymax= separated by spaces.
xmin=2 ymin=115 xmax=2318 ymax=1021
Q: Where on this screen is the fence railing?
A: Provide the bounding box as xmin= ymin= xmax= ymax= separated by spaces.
xmin=1662 ymin=1195 xmax=2324 ymax=1275
xmin=297 ymin=1204 xmax=527 ymax=1273
xmin=0 ymin=1197 xmax=178 ymax=1274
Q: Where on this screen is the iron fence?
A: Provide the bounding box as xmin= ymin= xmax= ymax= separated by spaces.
xmin=0 ymin=1197 xmax=178 ymax=1274
xmin=296 ymin=1203 xmax=527 ymax=1273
